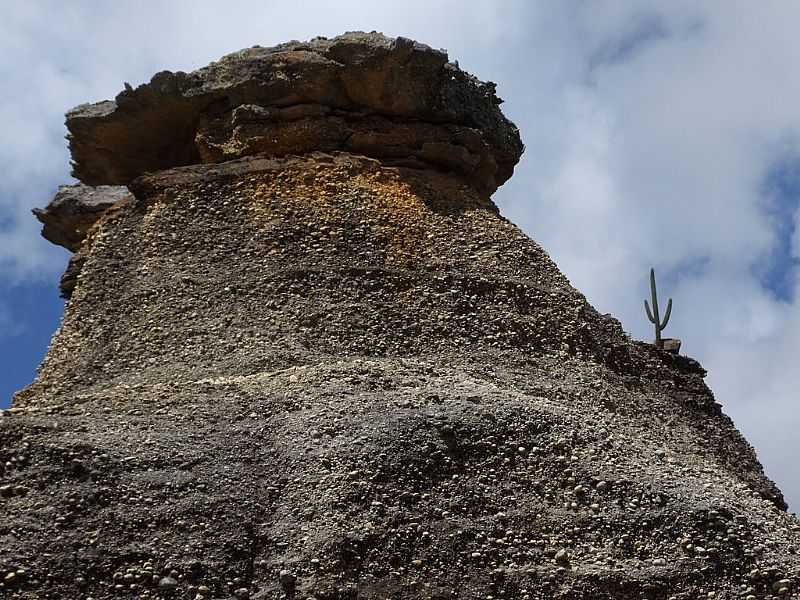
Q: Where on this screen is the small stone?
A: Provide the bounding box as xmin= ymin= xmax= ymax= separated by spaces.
xmin=233 ymin=588 xmax=250 ymax=599
xmin=279 ymin=570 xmax=296 ymax=591
xmin=555 ymin=549 xmax=569 ymax=564
xmin=596 ymin=481 xmax=609 ymax=492
xmin=652 ymin=558 xmax=666 ymax=567
xmin=158 ymin=576 xmax=178 ymax=590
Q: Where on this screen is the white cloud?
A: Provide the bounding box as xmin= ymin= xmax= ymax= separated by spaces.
xmin=0 ymin=1 xmax=798 ymax=506
xmin=501 ymin=2 xmax=800 ymax=506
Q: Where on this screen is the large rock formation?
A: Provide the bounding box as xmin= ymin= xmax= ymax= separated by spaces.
xmin=2 ymin=32 xmax=799 ymax=600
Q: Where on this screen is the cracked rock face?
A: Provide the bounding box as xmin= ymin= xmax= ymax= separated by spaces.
xmin=6 ymin=32 xmax=800 ymax=600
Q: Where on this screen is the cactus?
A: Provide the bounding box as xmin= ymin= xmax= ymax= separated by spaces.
xmin=644 ymin=268 xmax=672 ymax=349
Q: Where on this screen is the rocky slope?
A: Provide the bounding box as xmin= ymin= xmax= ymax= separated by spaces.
xmin=2 ymin=32 xmax=799 ymax=600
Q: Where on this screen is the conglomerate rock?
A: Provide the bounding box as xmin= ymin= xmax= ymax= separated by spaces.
xmin=4 ymin=32 xmax=800 ymax=600
xmin=32 ymin=184 xmax=134 ymax=297
xmin=32 ymin=184 xmax=132 ymax=253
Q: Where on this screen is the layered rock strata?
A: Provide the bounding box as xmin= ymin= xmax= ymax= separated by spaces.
xmin=2 ymin=32 xmax=799 ymax=600
xmin=66 ymin=33 xmax=522 ymax=196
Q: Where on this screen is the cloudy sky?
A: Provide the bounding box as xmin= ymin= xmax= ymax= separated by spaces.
xmin=1 ymin=2 xmax=798 ymax=507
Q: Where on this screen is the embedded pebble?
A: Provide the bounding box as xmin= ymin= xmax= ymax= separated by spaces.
xmin=158 ymin=576 xmax=178 ymax=590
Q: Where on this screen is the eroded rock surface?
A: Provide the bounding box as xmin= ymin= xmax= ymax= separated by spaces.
xmin=66 ymin=32 xmax=522 ymax=196
xmin=32 ymin=184 xmax=132 ymax=252
xmin=33 ymin=184 xmax=134 ymax=297
xmin=5 ymin=32 xmax=800 ymax=600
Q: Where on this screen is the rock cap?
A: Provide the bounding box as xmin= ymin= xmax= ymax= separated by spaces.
xmin=66 ymin=31 xmax=523 ymax=195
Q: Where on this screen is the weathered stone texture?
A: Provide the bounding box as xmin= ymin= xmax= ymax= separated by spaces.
xmin=4 ymin=33 xmax=799 ymax=600
xmin=32 ymin=183 xmax=132 ymax=252
xmin=66 ymin=32 xmax=522 ymax=196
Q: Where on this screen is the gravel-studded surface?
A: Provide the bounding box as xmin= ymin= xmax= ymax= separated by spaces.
xmin=3 ymin=152 xmax=798 ymax=599
xmin=3 ymin=353 xmax=799 ymax=600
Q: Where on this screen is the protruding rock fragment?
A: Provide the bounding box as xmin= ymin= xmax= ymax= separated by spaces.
xmin=32 ymin=184 xmax=132 ymax=252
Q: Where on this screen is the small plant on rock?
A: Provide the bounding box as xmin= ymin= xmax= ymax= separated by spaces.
xmin=644 ymin=267 xmax=672 ymax=350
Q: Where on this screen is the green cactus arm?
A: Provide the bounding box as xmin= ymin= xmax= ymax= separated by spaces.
xmin=661 ymin=298 xmax=673 ymax=329
xmin=644 ymin=299 xmax=655 ymax=323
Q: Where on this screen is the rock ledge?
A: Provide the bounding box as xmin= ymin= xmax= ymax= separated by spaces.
xmin=66 ymin=31 xmax=523 ymax=195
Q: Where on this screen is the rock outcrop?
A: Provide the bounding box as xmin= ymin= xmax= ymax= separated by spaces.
xmin=3 ymin=32 xmax=799 ymax=600
xmin=65 ymin=33 xmax=522 ymax=196
xmin=33 ymin=184 xmax=132 ymax=253
xmin=32 ymin=184 xmax=133 ymax=297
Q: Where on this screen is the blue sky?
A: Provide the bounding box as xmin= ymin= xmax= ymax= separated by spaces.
xmin=1 ymin=1 xmax=798 ymax=508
